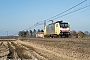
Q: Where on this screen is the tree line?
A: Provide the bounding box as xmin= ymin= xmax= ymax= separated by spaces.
xmin=70 ymin=30 xmax=90 ymax=38
xmin=18 ymin=29 xmax=90 ymax=38
xmin=18 ymin=29 xmax=44 ymax=37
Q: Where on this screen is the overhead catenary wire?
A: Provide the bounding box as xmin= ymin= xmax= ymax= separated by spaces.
xmin=60 ymin=7 xmax=90 ymax=20
xmin=52 ymin=4 xmax=90 ymax=20
xmin=34 ymin=0 xmax=88 ymax=25
xmin=46 ymin=0 xmax=87 ymax=21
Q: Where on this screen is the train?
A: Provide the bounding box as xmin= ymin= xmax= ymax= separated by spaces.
xmin=44 ymin=21 xmax=70 ymax=38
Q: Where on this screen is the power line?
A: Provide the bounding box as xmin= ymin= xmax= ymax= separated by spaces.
xmin=34 ymin=0 xmax=88 ymax=26
xmin=46 ymin=0 xmax=87 ymax=21
xmin=52 ymin=4 xmax=90 ymax=20
xmin=61 ymin=7 xmax=90 ymax=20
xmin=31 ymin=3 xmax=90 ymax=27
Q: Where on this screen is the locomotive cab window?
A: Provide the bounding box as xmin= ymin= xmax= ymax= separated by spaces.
xmin=56 ymin=24 xmax=58 ymax=27
xmin=60 ymin=23 xmax=68 ymax=28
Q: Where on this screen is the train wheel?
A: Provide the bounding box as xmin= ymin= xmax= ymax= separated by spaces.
xmin=60 ymin=35 xmax=62 ymax=38
xmin=57 ymin=35 xmax=60 ymax=38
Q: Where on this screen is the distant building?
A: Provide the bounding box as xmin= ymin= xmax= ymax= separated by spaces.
xmin=36 ymin=32 xmax=44 ymax=38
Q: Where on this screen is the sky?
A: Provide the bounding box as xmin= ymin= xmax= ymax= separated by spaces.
xmin=0 ymin=0 xmax=90 ymax=36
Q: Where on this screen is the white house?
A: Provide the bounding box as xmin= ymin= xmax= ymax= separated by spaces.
xmin=36 ymin=32 xmax=44 ymax=38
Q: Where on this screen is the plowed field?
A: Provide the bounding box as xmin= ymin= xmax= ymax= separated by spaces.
xmin=0 ymin=38 xmax=90 ymax=60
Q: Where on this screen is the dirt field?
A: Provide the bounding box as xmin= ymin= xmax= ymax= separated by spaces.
xmin=0 ymin=37 xmax=90 ymax=60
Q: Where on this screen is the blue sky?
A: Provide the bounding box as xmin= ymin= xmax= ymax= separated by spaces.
xmin=0 ymin=0 xmax=90 ymax=36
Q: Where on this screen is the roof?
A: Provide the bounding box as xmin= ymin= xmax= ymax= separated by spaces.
xmin=36 ymin=32 xmax=44 ymax=34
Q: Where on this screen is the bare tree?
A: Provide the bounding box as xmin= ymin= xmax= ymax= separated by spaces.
xmin=26 ymin=30 xmax=29 ymax=38
xmin=30 ymin=30 xmax=32 ymax=37
xmin=41 ymin=29 xmax=44 ymax=32
xmin=70 ymin=30 xmax=77 ymax=36
xmin=37 ymin=29 xmax=40 ymax=32
xmin=33 ymin=29 xmax=36 ymax=37
xmin=33 ymin=29 xmax=36 ymax=33
xmin=84 ymin=31 xmax=89 ymax=35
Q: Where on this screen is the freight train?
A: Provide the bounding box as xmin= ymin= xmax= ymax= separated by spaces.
xmin=44 ymin=21 xmax=70 ymax=38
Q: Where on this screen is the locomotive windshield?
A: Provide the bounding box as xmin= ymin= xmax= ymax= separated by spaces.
xmin=60 ymin=23 xmax=68 ymax=28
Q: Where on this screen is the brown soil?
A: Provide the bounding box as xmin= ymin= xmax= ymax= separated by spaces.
xmin=0 ymin=37 xmax=90 ymax=60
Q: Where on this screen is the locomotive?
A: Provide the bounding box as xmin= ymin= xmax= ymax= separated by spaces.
xmin=44 ymin=21 xmax=70 ymax=38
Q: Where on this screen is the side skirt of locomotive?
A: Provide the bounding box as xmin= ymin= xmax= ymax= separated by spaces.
xmin=44 ymin=32 xmax=70 ymax=38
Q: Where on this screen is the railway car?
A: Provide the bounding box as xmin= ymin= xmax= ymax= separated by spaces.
xmin=44 ymin=21 xmax=70 ymax=38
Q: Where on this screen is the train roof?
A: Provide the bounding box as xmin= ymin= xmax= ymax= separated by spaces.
xmin=47 ymin=21 xmax=68 ymax=25
xmin=60 ymin=22 xmax=68 ymax=23
xmin=55 ymin=21 xmax=63 ymax=23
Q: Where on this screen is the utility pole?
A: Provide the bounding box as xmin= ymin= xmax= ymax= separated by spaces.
xmin=44 ymin=20 xmax=46 ymax=27
xmin=7 ymin=31 xmax=8 ymax=39
xmin=7 ymin=31 xmax=8 ymax=36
